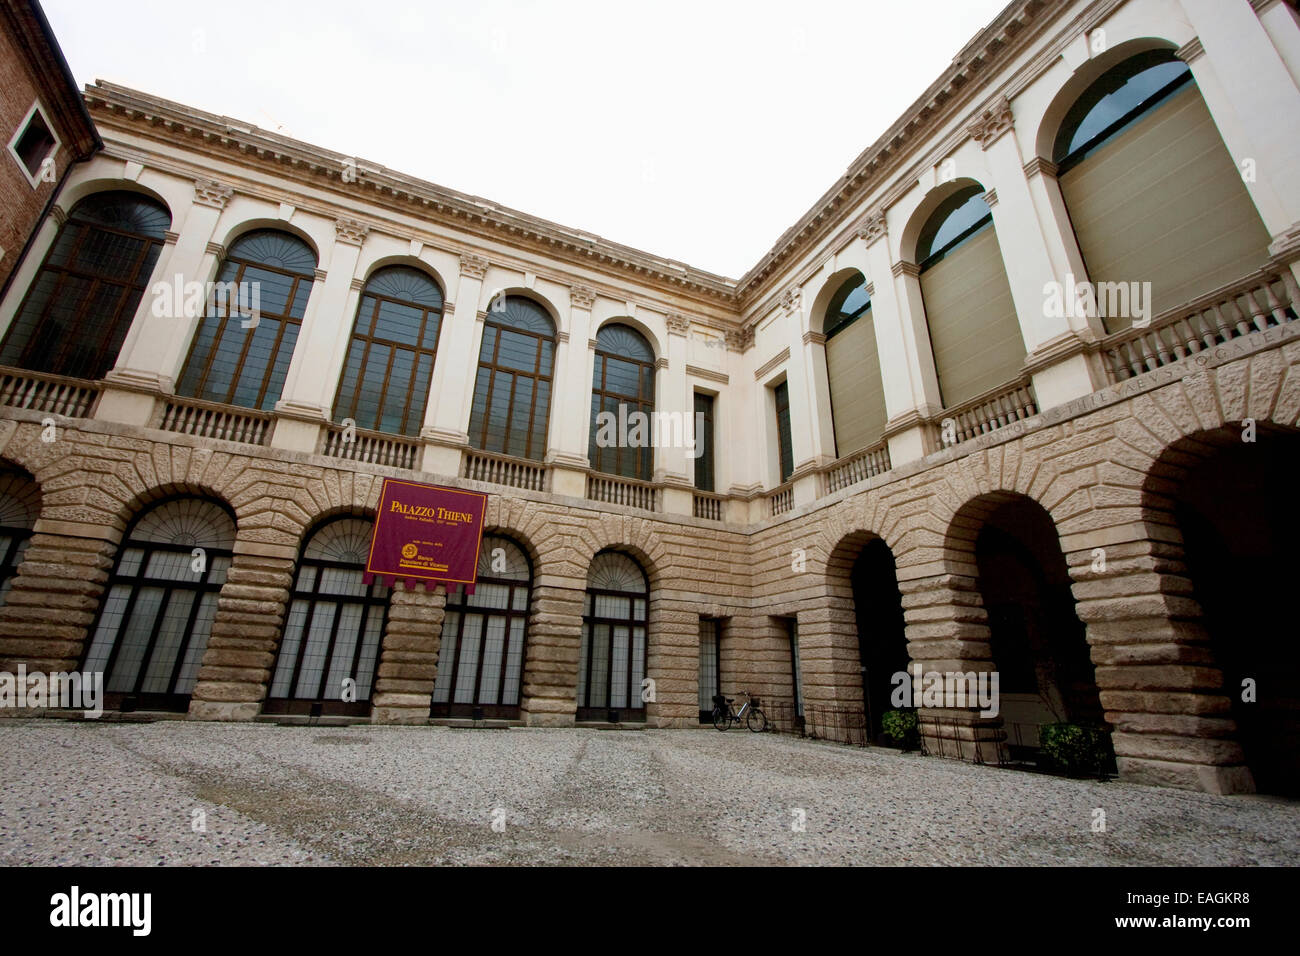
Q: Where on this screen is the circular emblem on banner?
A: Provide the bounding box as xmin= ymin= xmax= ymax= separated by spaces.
xmin=401 ymin=543 xmax=418 ymax=559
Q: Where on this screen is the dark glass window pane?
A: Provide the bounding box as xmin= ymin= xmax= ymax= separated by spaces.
xmin=177 ymin=230 xmax=316 ymax=409
xmin=775 ymin=381 xmax=793 ymax=484
xmin=466 ymin=296 xmax=555 ymax=461
xmin=0 ymin=191 xmax=170 ymax=380
xmin=693 ymin=392 xmax=715 ymax=493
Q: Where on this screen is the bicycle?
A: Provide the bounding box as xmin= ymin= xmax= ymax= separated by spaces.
xmin=711 ymin=690 xmax=767 ymax=732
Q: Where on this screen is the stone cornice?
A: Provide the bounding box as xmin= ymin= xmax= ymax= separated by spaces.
xmin=754 ymin=347 xmax=791 ymax=381
xmin=734 ymin=0 xmax=1055 ymax=299
xmin=685 ymin=364 xmax=729 ymax=385
xmin=84 ymin=82 xmax=737 ymax=304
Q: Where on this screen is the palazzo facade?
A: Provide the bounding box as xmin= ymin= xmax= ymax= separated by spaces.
xmin=2 ymin=0 xmax=1299 ymax=795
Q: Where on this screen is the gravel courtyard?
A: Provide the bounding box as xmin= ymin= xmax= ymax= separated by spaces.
xmin=1 ymin=720 xmax=1296 ymax=866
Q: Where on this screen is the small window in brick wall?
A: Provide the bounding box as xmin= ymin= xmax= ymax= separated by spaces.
xmin=8 ymin=103 xmax=58 ymax=185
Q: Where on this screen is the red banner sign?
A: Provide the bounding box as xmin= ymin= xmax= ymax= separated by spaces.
xmin=365 ymin=478 xmax=487 ymax=590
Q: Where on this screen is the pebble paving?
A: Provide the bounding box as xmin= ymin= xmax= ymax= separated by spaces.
xmin=1 ymin=720 xmax=1296 ymax=866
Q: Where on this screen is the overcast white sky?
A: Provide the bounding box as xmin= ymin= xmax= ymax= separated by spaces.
xmin=44 ymin=0 xmax=1009 ymax=278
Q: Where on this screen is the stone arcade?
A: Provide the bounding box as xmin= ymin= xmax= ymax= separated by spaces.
xmin=1 ymin=0 xmax=1299 ymax=796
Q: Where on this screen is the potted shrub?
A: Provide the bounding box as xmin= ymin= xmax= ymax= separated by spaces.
xmin=1038 ymin=722 xmax=1114 ymax=777
xmin=881 ymin=708 xmax=920 ymax=752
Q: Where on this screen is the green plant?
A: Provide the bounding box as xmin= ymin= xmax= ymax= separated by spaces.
xmin=881 ymin=708 xmax=920 ymax=751
xmin=1038 ymin=722 xmax=1114 ymax=776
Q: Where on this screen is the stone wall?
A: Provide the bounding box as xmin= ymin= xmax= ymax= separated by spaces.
xmin=0 ymin=336 xmax=1297 ymax=793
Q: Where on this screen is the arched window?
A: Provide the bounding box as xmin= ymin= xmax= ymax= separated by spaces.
xmin=0 ymin=191 xmax=170 ymax=380
xmin=589 ymin=324 xmax=655 ymax=480
xmin=265 ymin=517 xmax=388 ymax=716
xmin=81 ymin=498 xmax=235 ymax=711
xmin=1054 ymin=49 xmax=1270 ymax=331
xmin=822 ymin=273 xmax=887 ymax=457
xmin=917 ymin=185 xmax=1024 ymax=409
xmin=334 ymin=266 xmax=443 ymax=436
xmin=431 ymin=534 xmax=531 ymax=719
xmin=0 ymin=470 xmax=40 ymax=606
xmin=577 ymin=550 xmax=648 ymax=721
xmin=466 ymin=296 xmax=555 ymax=461
xmin=177 ymin=230 xmax=316 ymax=410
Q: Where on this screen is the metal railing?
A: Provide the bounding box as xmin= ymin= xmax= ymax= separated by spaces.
xmin=322 ymin=423 xmax=420 ymax=470
xmin=822 ymin=438 xmax=891 ymax=494
xmin=586 ymin=473 xmax=660 ymax=512
xmin=0 ymin=366 xmax=99 ymax=418
xmin=1102 ymin=268 xmax=1299 ymax=382
xmin=763 ymin=700 xmax=872 ymax=748
xmin=461 ymin=449 xmax=548 ymax=491
xmin=159 ymin=395 xmax=271 ymax=445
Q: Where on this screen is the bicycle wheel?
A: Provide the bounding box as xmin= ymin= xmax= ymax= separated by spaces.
xmin=713 ymin=708 xmax=731 ymax=731
xmin=746 ymin=707 xmax=767 ymax=733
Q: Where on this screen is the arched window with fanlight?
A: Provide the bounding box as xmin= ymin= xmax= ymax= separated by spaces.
xmin=1054 ymin=48 xmax=1271 ymax=332
xmin=431 ymin=534 xmax=532 ymax=719
xmin=822 ymin=273 xmax=887 ymax=457
xmin=917 ymin=185 xmax=1025 ymax=409
xmin=577 ymin=550 xmax=648 ymax=721
xmin=0 ymin=470 xmax=40 ymax=606
xmin=81 ymin=497 xmax=235 ymax=712
xmin=466 ymin=295 xmax=555 ymax=461
xmin=589 ymin=324 xmax=655 ymax=480
xmin=265 ymin=517 xmax=388 ymax=717
xmin=0 ymin=191 xmax=170 ymax=380
xmin=334 ymin=266 xmax=443 ymax=436
xmin=177 ymin=230 xmax=316 ymax=410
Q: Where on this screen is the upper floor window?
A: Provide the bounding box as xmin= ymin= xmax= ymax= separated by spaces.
xmin=824 ymin=274 xmax=871 ymax=339
xmin=7 ymin=102 xmax=58 ymax=185
xmin=693 ymin=391 xmax=715 ymax=493
xmin=0 ymin=191 xmax=170 ymax=380
xmin=917 ymin=186 xmax=992 ymax=270
xmin=821 ymin=273 xmax=887 ymax=458
xmin=1053 ymin=49 xmax=1269 ymax=330
xmin=1054 ymin=50 xmax=1191 ymax=172
xmin=177 ymin=230 xmax=316 ymax=411
xmin=467 ymin=295 xmax=555 ymax=461
xmin=589 ymin=323 xmax=655 ymax=480
xmin=334 ymin=266 xmax=443 ymax=437
xmin=773 ymin=379 xmax=793 ymax=484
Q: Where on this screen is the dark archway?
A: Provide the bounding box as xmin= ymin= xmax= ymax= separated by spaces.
xmin=968 ymin=495 xmax=1104 ymax=758
xmin=849 ymin=538 xmax=909 ymax=741
xmin=1163 ymin=425 xmax=1300 ymax=796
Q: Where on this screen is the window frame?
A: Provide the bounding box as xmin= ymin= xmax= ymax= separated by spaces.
xmin=589 ymin=323 xmax=657 ymax=480
xmin=332 ymin=266 xmax=444 ymax=437
xmin=773 ymin=379 xmax=794 ymax=485
xmin=7 ymin=100 xmax=59 ymax=188
xmin=177 ymin=230 xmax=316 ymax=411
xmin=0 ymin=191 xmax=170 ymax=380
xmin=467 ymin=296 xmax=556 ymax=461
xmin=692 ymin=391 xmax=716 ymax=493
